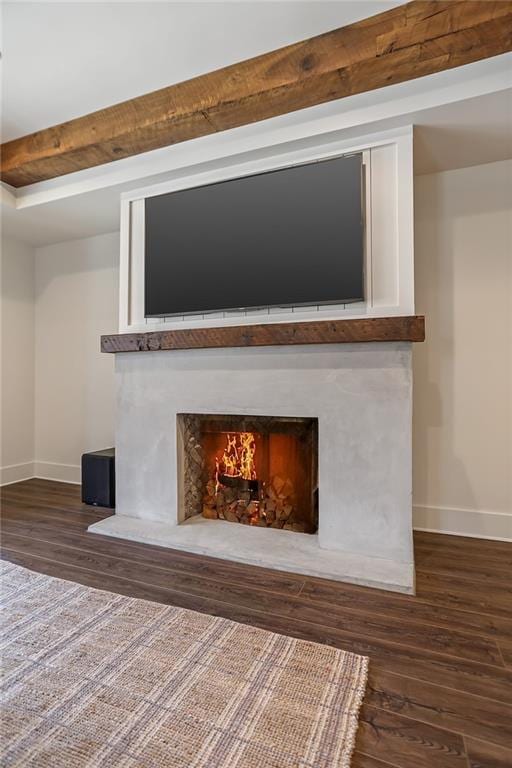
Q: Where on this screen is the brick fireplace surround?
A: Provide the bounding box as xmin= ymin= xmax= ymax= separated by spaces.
xmin=89 ymin=316 xmax=425 ymax=594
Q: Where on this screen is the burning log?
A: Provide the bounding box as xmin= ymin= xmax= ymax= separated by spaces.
xmin=218 ymin=474 xmax=259 ymax=494
xmin=201 ymin=428 xmax=309 ymax=532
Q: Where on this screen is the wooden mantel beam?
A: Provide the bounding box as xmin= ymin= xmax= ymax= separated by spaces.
xmin=101 ymin=316 xmax=426 ymax=353
xmin=2 ymin=1 xmax=511 ymax=187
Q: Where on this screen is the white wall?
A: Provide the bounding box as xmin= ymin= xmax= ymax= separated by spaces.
xmin=0 ymin=238 xmax=35 ymax=484
xmin=34 ymin=232 xmax=119 ymax=482
xmin=413 ymin=160 xmax=512 ymax=540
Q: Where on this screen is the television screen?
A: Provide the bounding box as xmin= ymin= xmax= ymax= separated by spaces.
xmin=144 ymin=154 xmax=364 ymax=317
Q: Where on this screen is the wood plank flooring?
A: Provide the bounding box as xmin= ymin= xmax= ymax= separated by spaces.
xmin=1 ymin=479 xmax=511 ymax=768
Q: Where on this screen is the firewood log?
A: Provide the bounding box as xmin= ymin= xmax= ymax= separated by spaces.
xmin=272 ymin=475 xmax=285 ymax=495
xmin=282 ymin=479 xmax=294 ymax=498
xmin=224 ymin=487 xmax=237 ymax=504
xmin=246 ymin=501 xmax=259 ymax=516
xmin=283 ymin=504 xmax=293 ymax=518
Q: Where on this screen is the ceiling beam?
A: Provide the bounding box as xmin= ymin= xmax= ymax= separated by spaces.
xmin=2 ymin=0 xmax=511 ymax=188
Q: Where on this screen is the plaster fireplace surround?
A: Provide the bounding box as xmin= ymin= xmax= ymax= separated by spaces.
xmin=90 ymin=324 xmax=422 ymax=594
xmin=88 ymin=126 xmax=424 ymax=593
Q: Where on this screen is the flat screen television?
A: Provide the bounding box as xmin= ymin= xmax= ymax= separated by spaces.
xmin=144 ymin=153 xmax=364 ymax=317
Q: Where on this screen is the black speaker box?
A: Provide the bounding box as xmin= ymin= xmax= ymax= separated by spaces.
xmin=81 ymin=448 xmax=115 ymax=508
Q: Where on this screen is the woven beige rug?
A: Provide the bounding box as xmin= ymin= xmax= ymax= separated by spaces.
xmin=0 ymin=561 xmax=368 ymax=768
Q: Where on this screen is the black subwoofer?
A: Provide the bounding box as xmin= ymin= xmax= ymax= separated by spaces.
xmin=81 ymin=448 xmax=115 ymax=508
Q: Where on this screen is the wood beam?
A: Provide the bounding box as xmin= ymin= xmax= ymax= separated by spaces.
xmin=2 ymin=1 xmax=511 ymax=187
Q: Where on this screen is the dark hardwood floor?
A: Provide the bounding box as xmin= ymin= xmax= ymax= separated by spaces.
xmin=1 ymin=478 xmax=511 ymax=768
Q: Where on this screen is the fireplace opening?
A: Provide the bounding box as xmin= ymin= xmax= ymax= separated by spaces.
xmin=177 ymin=414 xmax=318 ymax=534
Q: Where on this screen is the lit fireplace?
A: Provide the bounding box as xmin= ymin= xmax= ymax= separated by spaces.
xmin=177 ymin=415 xmax=318 ymax=534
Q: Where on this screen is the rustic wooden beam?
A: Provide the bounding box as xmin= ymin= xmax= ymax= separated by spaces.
xmin=100 ymin=316 xmax=426 ymax=353
xmin=3 ymin=1 xmax=511 ymax=187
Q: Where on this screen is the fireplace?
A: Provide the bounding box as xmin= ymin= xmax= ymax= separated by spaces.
xmin=90 ymin=336 xmax=418 ymax=593
xmin=177 ymin=414 xmax=318 ymax=533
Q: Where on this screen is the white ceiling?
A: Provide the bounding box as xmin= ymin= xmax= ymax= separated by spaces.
xmin=1 ymin=1 xmax=400 ymax=142
xmin=413 ymin=90 xmax=512 ymax=175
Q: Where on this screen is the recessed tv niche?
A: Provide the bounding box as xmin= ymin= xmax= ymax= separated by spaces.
xmin=144 ymin=154 xmax=364 ymax=317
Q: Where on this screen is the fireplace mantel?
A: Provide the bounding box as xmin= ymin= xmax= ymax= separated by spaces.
xmin=101 ymin=315 xmax=425 ymax=353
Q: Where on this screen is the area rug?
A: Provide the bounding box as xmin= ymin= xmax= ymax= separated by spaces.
xmin=0 ymin=561 xmax=368 ymax=767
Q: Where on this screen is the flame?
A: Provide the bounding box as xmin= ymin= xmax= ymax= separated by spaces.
xmin=217 ymin=432 xmax=257 ymax=481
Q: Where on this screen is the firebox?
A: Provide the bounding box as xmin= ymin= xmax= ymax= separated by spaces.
xmin=177 ymin=414 xmax=318 ymax=534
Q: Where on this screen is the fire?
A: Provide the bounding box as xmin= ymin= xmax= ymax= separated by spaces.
xmin=216 ymin=432 xmax=257 ymax=481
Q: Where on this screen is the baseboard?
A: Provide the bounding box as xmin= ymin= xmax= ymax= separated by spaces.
xmin=413 ymin=504 xmax=512 ymax=542
xmin=1 ymin=461 xmax=80 ymax=488
xmin=0 ymin=462 xmax=35 ymax=486
xmin=32 ymin=461 xmax=81 ymax=485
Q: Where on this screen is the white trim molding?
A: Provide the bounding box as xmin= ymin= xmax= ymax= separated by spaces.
xmin=0 ymin=462 xmax=82 ymax=487
xmin=0 ymin=462 xmax=35 ymax=487
xmin=32 ymin=462 xmax=81 ymax=485
xmin=413 ymin=504 xmax=512 ymax=542
xmin=118 ymin=125 xmax=414 ymax=334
